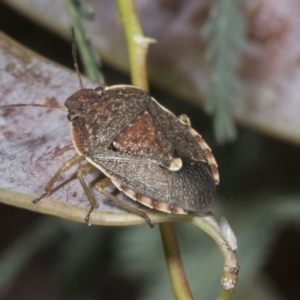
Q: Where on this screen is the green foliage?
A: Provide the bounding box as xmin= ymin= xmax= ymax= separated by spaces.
xmin=64 ymin=0 xmax=104 ymax=84
xmin=202 ymin=0 xmax=248 ymax=143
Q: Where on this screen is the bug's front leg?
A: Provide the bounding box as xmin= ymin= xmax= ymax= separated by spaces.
xmin=75 ymin=163 xmax=99 ymax=224
xmin=33 ymin=154 xmax=85 ymax=204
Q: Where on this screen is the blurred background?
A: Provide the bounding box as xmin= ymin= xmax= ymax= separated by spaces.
xmin=0 ymin=0 xmax=300 ymax=299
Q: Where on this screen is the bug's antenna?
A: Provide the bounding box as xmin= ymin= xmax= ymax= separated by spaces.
xmin=72 ymin=27 xmax=84 ymax=89
xmin=0 ymin=103 xmax=67 ymax=111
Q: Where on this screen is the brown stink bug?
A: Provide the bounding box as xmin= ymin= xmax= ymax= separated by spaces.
xmin=66 ymin=84 xmax=219 ymax=216
xmin=0 ymin=42 xmax=219 ymax=227
xmin=0 ymin=84 xmax=219 ymax=226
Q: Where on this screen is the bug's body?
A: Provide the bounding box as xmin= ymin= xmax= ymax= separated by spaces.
xmin=66 ymin=85 xmax=219 ymax=215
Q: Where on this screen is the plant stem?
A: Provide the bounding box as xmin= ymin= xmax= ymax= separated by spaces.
xmin=216 ymin=288 xmax=235 ymax=300
xmin=116 ymin=0 xmax=155 ymax=91
xmin=160 ymin=223 xmax=194 ymax=300
xmin=64 ymin=0 xmax=104 ymax=84
xmin=117 ymin=1 xmax=193 ymax=299
xmin=189 ymin=213 xmax=239 ymax=299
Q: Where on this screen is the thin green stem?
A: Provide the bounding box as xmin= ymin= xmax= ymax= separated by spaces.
xmin=160 ymin=223 xmax=194 ymax=300
xmin=64 ymin=0 xmax=104 ymax=84
xmin=116 ymin=0 xmax=155 ymax=91
xmin=216 ymin=288 xmax=235 ymax=300
xmin=117 ymin=1 xmax=192 ymax=299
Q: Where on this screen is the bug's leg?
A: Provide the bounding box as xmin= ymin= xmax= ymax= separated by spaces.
xmin=33 ymin=154 xmax=85 ymax=204
xmin=75 ymin=163 xmax=154 ymax=227
xmin=75 ymin=163 xmax=99 ymax=223
xmin=94 ymin=179 xmax=154 ymax=228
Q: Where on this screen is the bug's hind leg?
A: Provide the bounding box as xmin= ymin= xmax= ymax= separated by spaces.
xmin=75 ymin=163 xmax=153 ymax=226
xmin=33 ymin=154 xmax=85 ymax=204
xmin=94 ymin=179 xmax=153 ymax=227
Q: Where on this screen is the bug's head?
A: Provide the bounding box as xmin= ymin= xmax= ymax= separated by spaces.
xmin=65 ymin=87 xmax=104 ymax=122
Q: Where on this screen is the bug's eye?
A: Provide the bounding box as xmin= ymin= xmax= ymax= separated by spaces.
xmin=67 ymin=111 xmax=80 ymax=122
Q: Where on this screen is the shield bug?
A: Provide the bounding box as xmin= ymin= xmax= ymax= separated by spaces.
xmin=0 ymin=85 xmax=219 ymax=225
xmin=0 ymin=46 xmax=219 ymax=227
